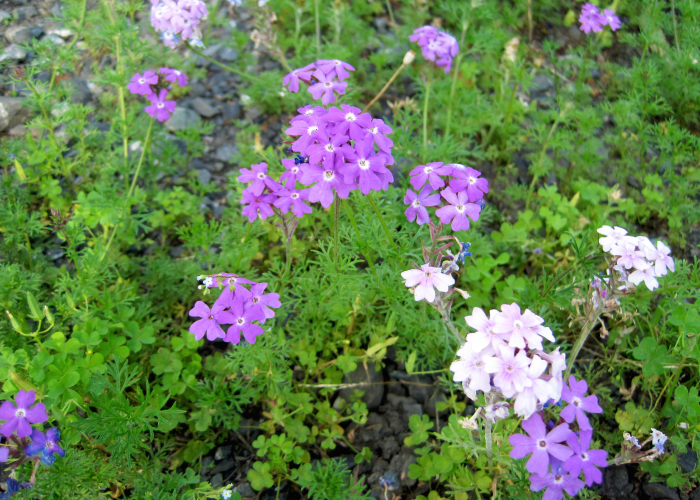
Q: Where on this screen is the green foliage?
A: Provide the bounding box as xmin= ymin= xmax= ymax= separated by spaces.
xmin=292 ymin=459 xmax=371 ymax=500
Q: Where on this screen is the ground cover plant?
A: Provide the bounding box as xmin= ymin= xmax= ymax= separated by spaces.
xmin=1 ymin=0 xmax=700 ymax=498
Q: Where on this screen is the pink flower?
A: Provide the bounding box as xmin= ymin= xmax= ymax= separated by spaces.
xmin=160 ymin=67 xmax=188 ymax=87
xmin=610 ymin=238 xmax=647 ymax=269
xmin=449 ymin=166 xmax=489 ymax=202
xmin=285 ymin=115 xmax=327 ymax=155
xmin=241 ymin=190 xmax=277 ymax=222
xmin=602 ymin=9 xmax=621 ymax=31
xmin=283 ymin=64 xmax=315 ymax=92
xmin=324 ymin=105 xmax=372 ymax=142
xmin=244 ymin=282 xmax=281 ymax=324
xmin=274 ymin=188 xmax=312 ymax=218
xmin=301 ymin=157 xmax=356 ymax=208
xmin=513 ymin=355 xmax=551 ymax=418
xmin=307 ymin=131 xmax=353 ymax=165
xmin=484 ymin=345 xmax=531 ymax=396
xmin=145 ymin=89 xmax=176 ymax=122
xmin=435 ymin=187 xmax=481 ymax=231
xmin=401 ymin=264 xmax=455 ymax=303
xmin=127 ymin=70 xmax=159 ymax=96
xmin=639 ymin=238 xmax=674 ymax=276
xmin=0 ymin=391 xmax=48 ymax=438
xmin=563 ymin=430 xmax=608 ymax=486
xmin=464 ymin=307 xmax=509 ymax=353
xmin=404 ymin=185 xmax=441 ymax=225
xmin=597 ymin=225 xmax=631 ymax=252
xmin=237 ymin=162 xmax=282 ymax=196
xmin=342 ymin=137 xmax=389 ymax=195
xmin=188 ymin=300 xmax=235 ymax=341
xmin=529 ymin=458 xmax=585 ymax=500
xmin=315 ymin=59 xmax=355 ymax=80
xmin=364 ymin=118 xmax=394 ymax=153
xmin=493 ymin=303 xmax=555 ymax=350
xmin=508 ymin=413 xmax=574 ymax=476
xmin=409 ymin=162 xmax=451 ymax=190
xmin=280 ymin=158 xmax=304 ymax=189
xmin=308 ymin=70 xmax=348 ymax=105
xmin=450 ymin=343 xmax=492 ymax=394
xmin=224 ymin=294 xmax=266 ymax=344
xmin=628 ymin=265 xmax=659 ymax=291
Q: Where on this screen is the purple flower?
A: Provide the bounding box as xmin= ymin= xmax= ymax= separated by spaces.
xmin=224 ymin=294 xmax=266 ymax=344
xmin=127 ymin=70 xmax=158 ymax=96
xmin=324 ymin=105 xmax=372 ymax=142
xmin=602 ymin=9 xmax=621 ymax=31
xmin=492 ymin=302 xmax=555 ymax=351
xmin=563 ymin=430 xmax=607 ymax=486
xmin=404 ymin=185 xmax=440 ymax=225
xmin=25 ymin=427 xmax=65 ymax=466
xmin=188 ymin=300 xmax=235 ymax=341
xmin=0 ymin=391 xmax=48 ymax=438
xmin=285 ymin=115 xmax=327 ymax=155
xmin=315 ymin=59 xmax=355 ymax=81
xmin=484 ymin=345 xmax=532 ymax=396
xmin=579 ymin=4 xmax=605 ymax=33
xmin=409 ymin=26 xmax=459 ymax=73
xmin=283 ymin=64 xmax=315 ymax=93
xmin=301 ymin=157 xmax=356 ymax=208
xmin=308 ymin=70 xmax=348 ymax=105
xmin=364 ymin=118 xmax=394 ymax=153
xmin=280 ymin=158 xmax=303 ymax=189
xmin=508 ymin=413 xmax=574 ymax=476
xmin=160 ymin=67 xmax=189 ymax=87
xmin=342 ymin=137 xmax=388 ymax=195
xmin=409 ymin=25 xmax=439 ymax=48
xmin=435 ymin=187 xmax=481 ymax=231
xmin=307 ymin=132 xmax=353 ymax=165
xmin=274 ymin=188 xmax=312 ymax=218
xmin=237 ymin=162 xmax=282 ymax=196
xmin=145 ymin=89 xmax=176 ymax=122
xmin=449 ymin=166 xmax=489 ymax=202
xmin=560 ymin=376 xmax=603 ymax=431
xmin=241 ymin=190 xmax=277 ymax=222
xmin=0 ymin=444 xmax=7 ymax=463
xmin=401 ymin=264 xmax=455 ymax=303
xmin=244 ymin=283 xmax=281 ymax=323
xmin=529 ymin=458 xmax=585 ymax=500
xmin=409 ymin=162 xmax=451 ymax=190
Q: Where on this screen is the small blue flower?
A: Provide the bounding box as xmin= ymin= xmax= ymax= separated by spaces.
xmin=0 ymin=479 xmax=30 ymax=499
xmin=294 ymin=155 xmax=309 ymax=165
xmin=24 ymin=428 xmax=65 ymax=466
xmin=188 ymin=37 xmax=206 ymax=49
xmin=457 ymin=241 xmax=472 ymax=264
xmin=379 ymin=470 xmax=399 ymax=491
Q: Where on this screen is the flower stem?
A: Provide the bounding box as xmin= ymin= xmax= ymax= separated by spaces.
xmin=366 ymin=192 xmax=397 ymax=250
xmin=203 ymin=0 xmax=222 ymax=45
xmin=362 ymin=60 xmax=409 ymax=113
xmin=670 ymin=0 xmax=680 ymax=51
xmin=186 ymin=43 xmax=263 ymax=83
xmin=484 ymin=418 xmax=494 ymax=474
xmin=423 ymin=78 xmax=432 ymax=152
xmin=314 ymin=0 xmax=321 ymax=58
xmin=343 ymin=199 xmax=379 ymax=280
xmin=385 ymin=0 xmax=395 ymax=25
xmin=563 ymin=313 xmax=598 ymax=380
xmin=333 ymin=191 xmax=340 ymax=267
xmin=285 ymin=233 xmax=292 ymax=277
xmin=445 ymin=18 xmax=469 ymax=137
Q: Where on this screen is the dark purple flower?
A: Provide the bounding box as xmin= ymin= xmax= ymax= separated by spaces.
xmin=237 ymin=162 xmax=282 ymax=196
xmin=409 ymin=162 xmax=451 ymax=190
xmin=560 ymin=376 xmax=603 ymax=431
xmin=25 ymin=427 xmax=65 ymax=465
xmin=365 ymin=118 xmax=394 ymax=153
xmin=563 ymin=430 xmax=607 ymax=486
xmin=127 ymin=70 xmax=158 ymax=96
xmin=404 ymin=185 xmax=441 ymax=225
xmin=508 ymin=413 xmax=574 ymax=476
xmin=342 ymin=137 xmax=388 ymax=195
xmin=280 ymin=158 xmax=303 ymax=189
xmin=324 ymin=105 xmax=372 ymax=142
xmin=308 ymin=70 xmax=348 ymax=105
xmin=241 ymin=190 xmax=277 ymax=222
xmin=145 ymin=89 xmax=176 ymax=122
xmin=244 ymin=283 xmax=281 ymax=323
xmin=274 ymin=188 xmax=312 ymax=218
xmin=301 ymin=157 xmax=356 ymax=208
xmin=449 ymin=166 xmax=489 ymax=202
xmin=435 ymin=187 xmax=481 ymax=231
xmin=0 ymin=390 xmax=48 ymax=438
xmin=159 ymin=67 xmax=188 ymax=87
xmin=224 ymin=294 xmax=266 ymax=344
xmin=188 ymin=301 xmax=235 ymax=341
xmin=283 ymin=64 xmax=315 ymax=92
xmin=315 ymin=59 xmax=355 ymax=81
xmin=529 ymin=458 xmax=585 ymax=500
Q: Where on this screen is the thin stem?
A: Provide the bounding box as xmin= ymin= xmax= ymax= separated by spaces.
xmin=484 ymin=419 xmax=494 ymax=474
xmin=65 ymin=0 xmax=87 ymax=51
xmin=362 ymin=61 xmax=409 ymax=113
xmin=334 ymin=191 xmax=340 ymax=267
xmin=186 ymin=43 xmax=263 ymax=83
xmin=366 ymin=193 xmax=397 ymax=250
xmin=422 ymin=78 xmax=432 ymax=151
xmin=564 ymin=314 xmax=598 ymax=380
xmin=670 ymin=0 xmax=680 ymax=51
xmin=203 ymin=0 xmax=222 ymax=44
xmin=446 ymin=18 xmax=469 ymax=137
xmin=650 ymin=351 xmax=690 ymax=416
xmin=527 ymin=0 xmax=533 ymax=44
xmin=315 ymin=0 xmax=321 ymax=58
xmin=115 ymin=34 xmax=129 ymax=176
xmin=285 ymin=222 xmax=292 ymax=277
xmin=343 ymin=199 xmax=379 ymax=279
xmin=384 ymin=0 xmax=395 ymax=26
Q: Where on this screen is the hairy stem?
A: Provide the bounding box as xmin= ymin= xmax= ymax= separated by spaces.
xmin=564 ymin=313 xmax=598 ymax=380
xmin=362 ymin=60 xmax=409 ymax=113
xmin=670 ymin=0 xmax=680 ymax=51
xmin=484 ymin=419 xmax=494 ymax=474
xmin=445 ymin=18 xmax=469 ymax=137
xmin=366 ymin=192 xmax=397 ymax=250
xmin=343 ymin=199 xmax=379 ymax=279
xmin=334 ymin=191 xmax=340 ymax=267
xmin=315 ymin=0 xmax=321 ymax=58
xmin=423 ymin=79 xmax=432 ymax=151
xmin=203 ymin=0 xmax=222 ymax=44
xmin=115 ymin=34 xmax=129 ymax=177
xmin=385 ymin=0 xmax=395 ymax=25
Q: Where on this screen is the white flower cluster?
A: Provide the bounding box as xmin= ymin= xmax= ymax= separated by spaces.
xmin=449 ymin=304 xmax=565 ymax=419
xmin=597 ymin=226 xmax=675 ymax=291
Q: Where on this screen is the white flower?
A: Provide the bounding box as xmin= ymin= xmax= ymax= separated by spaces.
xmin=628 ymin=266 xmax=659 ymax=291
xmin=203 ymin=276 xmax=214 ymax=287
xmin=450 ymin=342 xmax=492 ymax=394
xmin=650 ymin=428 xmax=667 ymax=452
xmin=401 ymin=264 xmax=454 ymax=303
xmin=640 ymin=238 xmax=675 ymax=276
xmin=597 ymin=225 xmax=631 ymax=253
xmin=610 ymin=237 xmax=648 ymax=270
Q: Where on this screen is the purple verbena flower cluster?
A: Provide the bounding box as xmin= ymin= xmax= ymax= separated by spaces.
xmin=405 ymin=163 xmax=488 ymax=231
xmin=150 ymin=0 xmax=208 ymax=49
xmin=598 ymin=226 xmax=674 ymax=291
xmin=127 ymin=68 xmax=188 ymax=122
xmin=579 ymin=3 xmax=621 ymax=34
xmin=509 ymin=376 xmax=606 ymax=500
xmin=450 ymin=304 xmax=564 ymax=418
xmin=409 ymin=26 xmax=459 ymax=73
xmin=238 ymin=104 xmax=394 ymax=219
xmin=189 ymin=273 xmax=280 ymax=345
xmin=283 ymin=60 xmax=355 ymax=105
xmin=0 ymin=390 xmax=64 ymax=485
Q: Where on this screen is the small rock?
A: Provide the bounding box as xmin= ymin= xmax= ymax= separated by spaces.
xmin=6 ymin=26 xmax=33 ymax=44
xmin=214 ymin=445 xmax=232 ymax=461
xmin=644 ymin=482 xmax=680 ymax=500
xmin=210 ymin=473 xmax=223 ymax=489
xmin=197 ymin=169 xmax=212 ymax=184
xmin=51 ymin=3 xmax=64 ymax=18
xmin=338 ymin=362 xmax=384 ymax=410
xmin=690 ymin=487 xmax=700 ymax=500
xmin=47 ymin=247 xmax=65 ymax=260
xmin=47 ymin=27 xmax=74 ymax=38
xmin=164 ymin=107 xmax=200 ymax=131
xmin=0 ymin=10 xmax=11 ymax=22
xmin=8 ymin=124 xmax=26 ymax=137
xmin=211 ymin=457 xmax=235 ymax=475
xmin=244 ymin=106 xmax=262 ymax=123
xmin=222 ymin=102 xmax=242 ymax=121
xmin=233 ymin=483 xmax=256 ymax=498
xmin=678 ymin=449 xmax=698 ymax=474
xmin=0 ymin=44 xmax=28 ymax=62
xmin=219 ymin=46 xmax=238 ymax=61
xmin=13 ymin=6 xmax=37 ymax=20
xmin=197 ymin=43 xmax=222 ymax=66
xmin=215 ymin=144 xmax=238 ymax=163
xmin=529 ymin=73 xmax=555 ymax=97
xmin=46 ymin=34 xmax=65 ymax=45
xmin=191 ymin=97 xmax=221 ymax=118
xmin=30 ymin=26 xmax=44 ymax=39
xmin=70 ymin=78 xmax=92 ymax=104
xmin=0 ymin=97 xmax=30 ymax=132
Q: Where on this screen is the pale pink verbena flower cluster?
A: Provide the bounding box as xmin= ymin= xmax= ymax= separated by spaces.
xmin=597 ymin=226 xmax=674 ymax=291
xmin=127 ymin=68 xmax=188 ymax=122
xmin=405 ymin=163 xmax=488 ymax=231
xmin=189 ymin=273 xmax=280 ymax=345
xmin=237 ymin=104 xmax=395 ymax=220
xmin=282 ymin=60 xmax=355 ymax=105
xmin=150 ymin=0 xmax=208 ymax=49
xmin=409 ymin=26 xmax=459 ymax=73
xmin=579 ymin=3 xmax=621 ymax=34
xmin=450 ymin=304 xmax=565 ymax=419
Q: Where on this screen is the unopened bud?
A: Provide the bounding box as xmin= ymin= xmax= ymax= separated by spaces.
xmin=403 ymin=50 xmax=416 ymax=65
xmin=678 ymin=422 xmax=689 ymax=429
xmin=6 ymin=311 xmax=23 ymax=334
xmin=44 ymin=306 xmax=54 ymax=325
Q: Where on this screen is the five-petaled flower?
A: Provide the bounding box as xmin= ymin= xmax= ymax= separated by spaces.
xmin=0 ymin=390 xmax=48 ymax=438
xmin=508 ymin=413 xmax=574 ymax=476
xmin=560 ymin=376 xmax=603 ymax=431
xmin=401 ymin=264 xmax=455 ymax=303
xmin=25 ymin=427 xmax=65 ymax=466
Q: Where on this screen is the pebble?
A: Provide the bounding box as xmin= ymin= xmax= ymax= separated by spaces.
xmin=70 ymin=78 xmax=93 ymax=104
xmin=222 ymin=102 xmax=242 ymax=121
xmin=210 ymin=457 xmax=234 ymax=475
xmin=210 ymin=473 xmax=223 ymax=489
xmin=215 ymin=144 xmax=238 ymax=163
xmin=0 ymin=44 xmax=28 ymax=62
xmin=6 ymin=26 xmax=34 ymax=44
xmin=164 ymin=107 xmax=200 ymax=132
xmin=233 ymin=483 xmax=256 ymax=498
xmin=0 ymin=10 xmax=11 ymax=22
xmin=191 ymin=97 xmax=221 ymax=118
xmin=644 ymin=482 xmax=680 ymax=500
xmin=197 ymin=43 xmax=222 ymax=67
xmin=214 ymin=445 xmax=232 ymax=461
xmin=197 ymin=169 xmax=212 ymax=184
xmin=46 ymin=33 xmax=65 ymax=45
xmin=13 ymin=5 xmax=37 ymax=20
xmin=219 ymin=46 xmax=239 ymax=61
xmin=0 ymin=97 xmax=30 ymax=132
xmin=338 ymin=362 xmax=384 ymax=410
xmin=47 ymin=27 xmax=74 ymax=38
xmin=679 ymin=449 xmax=698 ymax=474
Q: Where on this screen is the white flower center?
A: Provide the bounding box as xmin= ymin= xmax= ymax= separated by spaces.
xmin=252 ymin=297 xmax=260 ymax=303
xmin=325 ymin=144 xmax=335 ymax=152
xmin=358 ymin=159 xmax=370 ymax=170
xmin=581 ymin=453 xmax=589 ymax=461
xmin=334 ymin=60 xmax=341 ymax=65
xmin=157 ymin=102 xmax=164 ymax=108
xmin=412 ymin=200 xmax=421 ymax=207
xmin=291 ymin=193 xmax=299 ymax=199
xmin=174 ymin=70 xmax=181 ymax=75
xmin=257 ymin=173 xmax=266 ymax=179
xmin=537 ymin=440 xmax=547 ymax=449
xmin=237 ymin=318 xmax=244 ymax=325
xmin=307 ymin=126 xmax=318 ymax=134
xmin=139 ymin=78 xmax=145 ymax=84
xmin=456 ymin=204 xmax=464 ymax=212
xmin=573 ymin=397 xmax=582 ymax=407
xmin=324 ymin=171 xmax=335 ymax=181
xmin=424 ymin=271 xmax=432 ymax=278
xmin=324 ymin=82 xmax=332 ymax=87
xmin=305 ymin=109 xmax=314 ymax=115
xmin=475 ymin=361 xmax=483 ymax=368
xmin=292 ymin=167 xmax=299 ymax=174
xmin=345 ymin=113 xmax=356 ymax=121
xmin=506 ymin=365 xmax=514 ymax=372
xmin=469 ymin=176 xmax=477 ymax=185
xmin=513 ymin=320 xmax=524 ymax=329
xmin=424 ymin=167 xmax=433 ymax=174
xmin=553 ymin=474 xmax=563 ymax=484
xmin=428 ymin=41 xmax=438 ymax=49
xmin=15 ymin=409 xmax=26 ymax=418
xmin=369 ymin=127 xmax=378 ymax=134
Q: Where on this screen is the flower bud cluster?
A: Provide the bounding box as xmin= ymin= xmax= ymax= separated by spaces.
xmin=149 ymin=0 xmax=208 ymax=49
xmin=409 ymin=26 xmax=459 ymax=73
xmin=283 ymin=60 xmax=355 ymax=105
xmin=127 ymin=68 xmax=188 ymax=122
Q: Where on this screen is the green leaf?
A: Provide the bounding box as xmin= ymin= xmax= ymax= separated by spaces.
xmin=632 ymin=338 xmax=674 ymax=377
xmin=124 ymin=321 xmax=156 ymax=353
xmin=248 ymin=461 xmax=274 ymax=491
xmin=406 ymin=351 xmax=417 ymax=374
xmin=26 ymin=292 xmax=43 ymax=321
